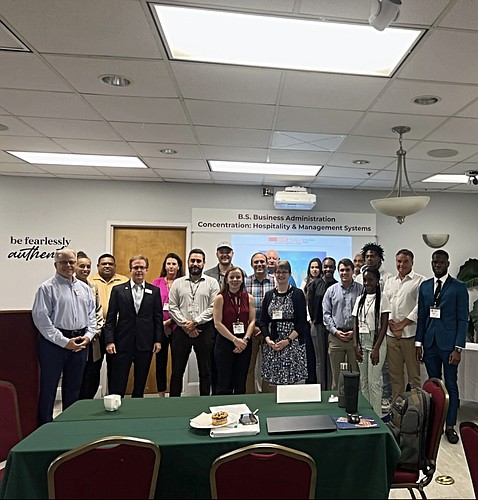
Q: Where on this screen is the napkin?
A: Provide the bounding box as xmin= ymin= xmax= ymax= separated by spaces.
xmin=190 ymin=412 xmax=212 ymax=427
xmin=210 ymin=417 xmax=260 ymax=438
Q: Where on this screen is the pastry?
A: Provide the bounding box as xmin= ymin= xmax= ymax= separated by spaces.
xmin=211 ymin=411 xmax=228 ymax=426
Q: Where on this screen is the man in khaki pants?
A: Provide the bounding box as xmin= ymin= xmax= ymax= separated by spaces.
xmin=323 ymin=258 xmax=363 ymax=390
xmin=383 ymin=249 xmax=425 ymax=402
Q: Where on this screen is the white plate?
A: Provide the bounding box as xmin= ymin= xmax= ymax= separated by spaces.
xmin=190 ymin=412 xmax=239 ymax=429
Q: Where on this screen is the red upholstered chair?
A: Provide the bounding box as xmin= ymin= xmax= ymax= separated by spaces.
xmin=390 ymin=377 xmax=449 ymax=500
xmin=459 ymin=421 xmax=478 ymax=498
xmin=47 ymin=436 xmax=160 ymax=499
xmin=210 ymin=443 xmax=316 ymax=499
xmin=0 ymin=380 xmax=23 ymax=482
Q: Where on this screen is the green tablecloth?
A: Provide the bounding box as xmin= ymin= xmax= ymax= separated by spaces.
xmin=0 ymin=393 xmax=399 ymax=499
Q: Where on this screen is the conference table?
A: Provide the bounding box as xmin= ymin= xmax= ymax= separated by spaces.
xmin=0 ymin=392 xmax=400 ymax=499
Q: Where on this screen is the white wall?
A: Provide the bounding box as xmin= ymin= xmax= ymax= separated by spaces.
xmin=1 ymin=176 xmax=477 ymax=310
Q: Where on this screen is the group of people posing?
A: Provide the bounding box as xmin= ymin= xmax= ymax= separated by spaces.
xmin=32 ymin=241 xmax=468 ymax=445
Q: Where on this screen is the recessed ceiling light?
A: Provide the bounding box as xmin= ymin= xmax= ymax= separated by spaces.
xmin=159 ymin=148 xmax=177 ymax=155
xmin=353 ymin=159 xmax=370 ymax=165
xmin=0 ymin=124 xmax=9 ymax=131
xmin=209 ymin=160 xmax=321 ymax=177
xmin=100 ymin=74 xmax=132 ymax=87
xmin=413 ymin=95 xmax=440 ymax=106
xmin=7 ymin=151 xmax=147 ymax=168
xmin=152 ymin=4 xmax=422 ymax=77
xmin=423 ymin=174 xmax=468 ymax=183
xmin=427 ymin=148 xmax=459 ymax=158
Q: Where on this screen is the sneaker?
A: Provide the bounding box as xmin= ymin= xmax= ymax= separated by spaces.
xmin=381 ymin=399 xmax=391 ymax=412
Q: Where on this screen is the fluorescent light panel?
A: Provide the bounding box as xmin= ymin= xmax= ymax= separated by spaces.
xmin=7 ymin=151 xmax=147 ymax=168
xmin=152 ymin=4 xmax=422 ymax=77
xmin=424 ymin=174 xmax=468 ymax=183
xmin=209 ymin=160 xmax=321 ymax=176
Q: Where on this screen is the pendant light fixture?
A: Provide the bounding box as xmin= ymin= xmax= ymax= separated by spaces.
xmin=370 ymin=126 xmax=430 ymax=224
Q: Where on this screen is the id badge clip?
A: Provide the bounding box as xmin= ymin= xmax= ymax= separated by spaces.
xmin=272 ymin=310 xmax=283 ymax=320
xmin=233 ymin=322 xmax=245 ymax=335
xmin=429 ymin=306 xmax=441 ymax=319
xmin=359 ymin=322 xmax=369 ymax=334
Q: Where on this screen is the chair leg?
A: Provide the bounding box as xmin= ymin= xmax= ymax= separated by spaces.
xmin=407 ymin=487 xmax=417 ymax=499
xmin=419 ymin=490 xmax=427 ymax=500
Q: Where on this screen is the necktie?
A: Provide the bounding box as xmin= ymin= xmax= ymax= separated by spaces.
xmin=133 ymin=284 xmax=142 ymax=313
xmin=433 ymin=279 xmax=442 ymax=305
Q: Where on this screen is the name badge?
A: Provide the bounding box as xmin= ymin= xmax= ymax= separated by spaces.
xmin=359 ymin=321 xmax=369 ymax=334
xmin=187 ymin=303 xmax=199 ymax=314
xmin=272 ymin=310 xmax=283 ymax=320
xmin=163 ymin=302 xmax=169 ymax=311
xmin=429 ymin=307 xmax=441 ymax=319
xmin=145 ymin=288 xmax=152 ymax=295
xmin=74 ymin=289 xmax=85 ymax=296
xmin=233 ymin=322 xmax=245 ymax=335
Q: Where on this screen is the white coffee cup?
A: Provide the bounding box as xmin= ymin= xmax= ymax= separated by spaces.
xmin=104 ymin=394 xmax=122 ymax=411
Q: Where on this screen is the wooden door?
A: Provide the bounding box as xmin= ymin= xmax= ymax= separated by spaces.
xmin=113 ymin=226 xmax=187 ymax=395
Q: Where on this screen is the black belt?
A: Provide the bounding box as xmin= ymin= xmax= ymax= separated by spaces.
xmin=59 ymin=327 xmax=87 ymax=338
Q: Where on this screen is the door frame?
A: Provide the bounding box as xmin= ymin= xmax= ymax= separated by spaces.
xmin=102 ymin=220 xmax=200 ymax=397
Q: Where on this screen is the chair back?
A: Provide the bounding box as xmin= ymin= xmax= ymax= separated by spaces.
xmin=210 ymin=443 xmax=316 ymax=499
xmin=422 ymin=377 xmax=449 ymax=465
xmin=47 ymin=436 xmax=160 ymax=499
xmin=459 ymin=421 xmax=478 ymax=497
xmin=0 ymin=380 xmax=23 ymax=461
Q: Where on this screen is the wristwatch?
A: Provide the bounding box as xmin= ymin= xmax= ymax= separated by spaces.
xmin=455 ymin=347 xmax=463 ymax=353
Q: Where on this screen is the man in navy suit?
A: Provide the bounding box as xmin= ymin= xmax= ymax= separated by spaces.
xmin=105 ymin=255 xmax=165 ymax=397
xmin=415 ymin=250 xmax=469 ymax=444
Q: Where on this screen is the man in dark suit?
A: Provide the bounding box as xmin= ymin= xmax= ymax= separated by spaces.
xmin=105 ymin=255 xmax=164 ymax=397
xmin=416 ymin=250 xmax=469 ymax=444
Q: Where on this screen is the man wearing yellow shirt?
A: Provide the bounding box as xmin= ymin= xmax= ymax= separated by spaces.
xmin=88 ymin=253 xmax=128 ymax=393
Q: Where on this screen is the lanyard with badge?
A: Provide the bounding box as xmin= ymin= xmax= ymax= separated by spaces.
xmin=187 ymin=279 xmax=201 ymax=318
xmin=359 ymin=296 xmax=375 ymax=334
xmin=430 ymin=280 xmax=442 ymax=319
xmin=229 ymin=292 xmax=245 ymax=335
xmin=271 ymin=288 xmax=288 ymax=320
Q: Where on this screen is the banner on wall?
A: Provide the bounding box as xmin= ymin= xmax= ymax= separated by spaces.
xmin=193 ymin=208 xmax=376 ymax=236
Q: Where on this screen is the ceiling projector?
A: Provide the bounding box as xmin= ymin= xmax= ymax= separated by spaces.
xmin=274 ymin=187 xmax=316 ymax=210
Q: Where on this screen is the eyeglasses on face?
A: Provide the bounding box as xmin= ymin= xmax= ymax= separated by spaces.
xmin=131 ymin=266 xmax=147 ymax=271
xmin=58 ymin=260 xmax=76 ymax=266
xmin=275 ymin=269 xmax=290 ymax=275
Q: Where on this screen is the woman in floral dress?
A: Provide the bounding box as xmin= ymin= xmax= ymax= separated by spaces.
xmin=260 ymin=260 xmax=309 ymax=388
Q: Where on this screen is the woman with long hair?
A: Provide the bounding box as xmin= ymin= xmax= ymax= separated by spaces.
xmin=213 ymin=266 xmax=255 ymax=394
xmin=301 ymin=258 xmax=322 ymax=384
xmin=152 ymin=253 xmax=184 ymax=397
xmin=352 ymin=266 xmax=390 ymax=414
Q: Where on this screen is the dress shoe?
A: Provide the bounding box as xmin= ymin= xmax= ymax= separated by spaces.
xmin=445 ymin=427 xmax=459 ymax=444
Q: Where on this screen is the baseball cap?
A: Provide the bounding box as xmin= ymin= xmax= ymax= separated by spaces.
xmin=216 ymin=241 xmax=233 ymax=251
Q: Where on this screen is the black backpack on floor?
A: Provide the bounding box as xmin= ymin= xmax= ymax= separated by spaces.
xmin=386 ymin=387 xmax=431 ymax=471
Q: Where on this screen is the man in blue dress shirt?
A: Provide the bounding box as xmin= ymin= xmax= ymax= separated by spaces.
xmin=32 ymin=248 xmax=95 ymax=425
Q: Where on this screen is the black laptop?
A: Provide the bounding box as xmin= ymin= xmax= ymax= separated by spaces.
xmin=266 ymin=414 xmax=336 ymax=435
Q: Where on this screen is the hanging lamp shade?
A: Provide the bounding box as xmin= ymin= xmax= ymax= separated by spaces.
xmin=370 ymin=126 xmax=430 ymax=224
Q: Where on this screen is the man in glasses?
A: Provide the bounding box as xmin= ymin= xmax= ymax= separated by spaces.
xmin=32 ymin=248 xmax=96 ymax=425
xmin=169 ymin=249 xmax=220 ymax=397
xmin=104 ymin=255 xmax=164 ymax=397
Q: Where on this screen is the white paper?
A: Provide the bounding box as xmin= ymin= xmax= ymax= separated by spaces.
xmin=276 ymin=384 xmax=322 ymax=403
xmin=209 ymin=403 xmax=251 ymax=414
xmin=210 ymin=417 xmax=260 ymax=438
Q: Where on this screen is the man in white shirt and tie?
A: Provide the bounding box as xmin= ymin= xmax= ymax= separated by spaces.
xmin=105 ymin=255 xmax=164 ymax=397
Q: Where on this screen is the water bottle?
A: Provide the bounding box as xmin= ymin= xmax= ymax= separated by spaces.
xmin=338 ymin=362 xmax=349 ymax=408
